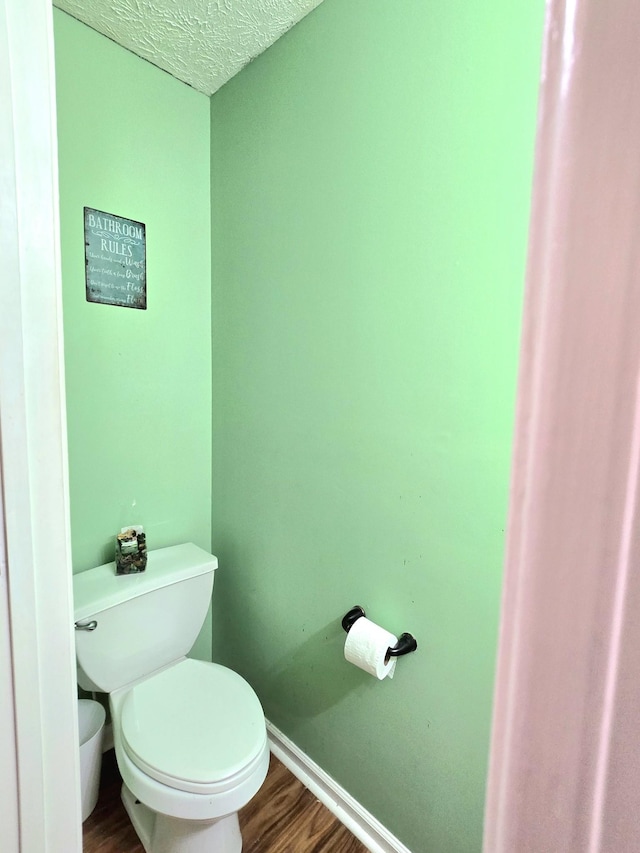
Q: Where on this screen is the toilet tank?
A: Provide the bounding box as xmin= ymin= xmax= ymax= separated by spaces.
xmin=73 ymin=543 xmax=217 ymax=693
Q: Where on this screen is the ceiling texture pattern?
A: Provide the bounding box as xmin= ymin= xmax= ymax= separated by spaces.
xmin=53 ymin=0 xmax=324 ymax=95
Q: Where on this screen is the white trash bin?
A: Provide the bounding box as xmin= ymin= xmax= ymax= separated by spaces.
xmin=78 ymin=698 xmax=106 ymax=821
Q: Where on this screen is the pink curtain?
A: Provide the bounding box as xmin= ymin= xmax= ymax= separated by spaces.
xmin=484 ymin=1 xmax=640 ymax=850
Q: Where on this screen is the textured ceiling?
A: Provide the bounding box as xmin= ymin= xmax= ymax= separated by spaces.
xmin=53 ymin=0 xmax=324 ymax=95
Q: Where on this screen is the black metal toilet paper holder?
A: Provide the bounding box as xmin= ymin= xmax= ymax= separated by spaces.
xmin=341 ymin=605 xmax=418 ymax=658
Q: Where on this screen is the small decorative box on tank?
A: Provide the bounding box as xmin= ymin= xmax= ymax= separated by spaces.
xmin=115 ymin=527 xmax=147 ymax=574
xmin=84 ymin=207 xmax=146 ymax=309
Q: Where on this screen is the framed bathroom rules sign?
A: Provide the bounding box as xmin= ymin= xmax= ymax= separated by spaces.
xmin=84 ymin=207 xmax=147 ymax=309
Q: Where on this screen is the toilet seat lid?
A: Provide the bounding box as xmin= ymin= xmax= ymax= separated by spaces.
xmin=120 ymin=659 xmax=266 ymax=792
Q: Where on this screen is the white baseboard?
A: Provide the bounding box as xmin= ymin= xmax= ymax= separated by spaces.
xmin=266 ymin=721 xmax=412 ymax=853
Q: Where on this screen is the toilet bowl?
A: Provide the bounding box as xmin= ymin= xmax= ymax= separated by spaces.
xmin=73 ymin=543 xmax=269 ymax=853
xmin=111 ymin=660 xmax=269 ymax=852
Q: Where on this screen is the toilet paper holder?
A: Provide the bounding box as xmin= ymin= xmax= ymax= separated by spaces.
xmin=341 ymin=606 xmax=418 ymax=658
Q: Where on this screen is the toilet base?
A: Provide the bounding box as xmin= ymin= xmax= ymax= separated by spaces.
xmin=122 ymin=783 xmax=243 ymax=853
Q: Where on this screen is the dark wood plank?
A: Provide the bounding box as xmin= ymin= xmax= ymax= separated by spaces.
xmin=83 ymin=750 xmax=143 ymax=853
xmin=83 ymin=750 xmax=368 ymax=853
xmin=240 ymin=755 xmax=367 ymax=853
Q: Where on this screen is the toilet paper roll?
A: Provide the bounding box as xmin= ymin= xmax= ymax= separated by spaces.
xmin=344 ymin=617 xmax=398 ymax=680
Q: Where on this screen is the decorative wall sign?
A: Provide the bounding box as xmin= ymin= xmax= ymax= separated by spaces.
xmin=84 ymin=207 xmax=146 ymax=309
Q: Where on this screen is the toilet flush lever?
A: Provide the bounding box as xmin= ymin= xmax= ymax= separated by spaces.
xmin=74 ymin=619 xmax=98 ymax=631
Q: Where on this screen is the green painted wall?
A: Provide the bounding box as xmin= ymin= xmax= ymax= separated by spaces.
xmin=210 ymin=1 xmax=543 ymax=850
xmin=54 ymin=12 xmax=212 ymax=656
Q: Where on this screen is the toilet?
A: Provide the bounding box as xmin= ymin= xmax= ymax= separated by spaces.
xmin=73 ymin=542 xmax=269 ymax=853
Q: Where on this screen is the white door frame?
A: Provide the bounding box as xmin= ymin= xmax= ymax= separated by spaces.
xmin=0 ymin=483 xmax=19 ymax=853
xmin=0 ymin=1 xmax=81 ymax=851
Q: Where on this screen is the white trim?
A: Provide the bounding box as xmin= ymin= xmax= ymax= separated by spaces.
xmin=267 ymin=722 xmax=412 ymax=853
xmin=0 ymin=479 xmax=19 ymax=853
xmin=0 ymin=1 xmax=81 ymax=850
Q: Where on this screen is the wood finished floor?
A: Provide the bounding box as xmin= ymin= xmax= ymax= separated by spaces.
xmin=83 ymin=749 xmax=368 ymax=853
